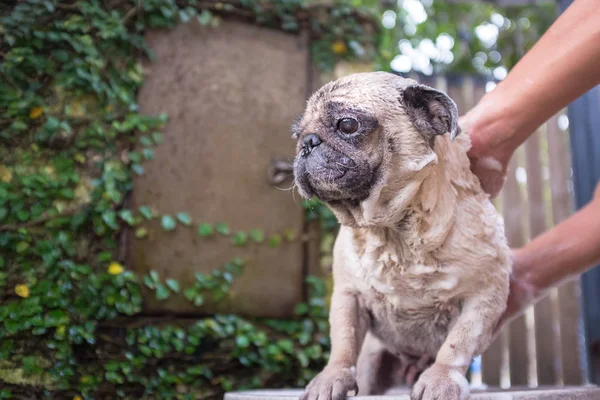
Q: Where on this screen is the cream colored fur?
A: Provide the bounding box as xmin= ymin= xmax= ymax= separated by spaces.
xmin=295 ymin=72 xmax=511 ymax=400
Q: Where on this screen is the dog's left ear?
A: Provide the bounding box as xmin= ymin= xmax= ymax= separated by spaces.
xmin=400 ymin=84 xmax=461 ymax=142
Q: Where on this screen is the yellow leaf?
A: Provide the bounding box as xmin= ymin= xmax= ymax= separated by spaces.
xmin=108 ymin=262 xmax=124 ymax=275
xmin=75 ymin=181 xmax=91 ymax=204
xmin=53 ymin=200 xmax=68 ymax=213
xmin=15 ymin=284 xmax=30 ymax=298
xmin=43 ymin=166 xmax=56 ymax=177
xmin=74 ymin=153 xmax=86 ymax=164
xmin=73 ymin=396 xmax=83 ymax=400
xmin=331 ymin=40 xmax=347 ymax=55
xmin=29 ymin=106 xmax=43 ymax=119
xmin=0 ymin=165 xmax=12 ymax=183
xmin=68 ymin=100 xmax=85 ymax=117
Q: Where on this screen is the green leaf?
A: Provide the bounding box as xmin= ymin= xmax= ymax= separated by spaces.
xmin=183 ymin=287 xmax=196 ymax=301
xmin=161 ymin=215 xmax=176 ymax=231
xmin=176 ymin=212 xmax=192 ymax=226
xmin=179 ymin=9 xmax=190 ymax=23
xmin=16 ymin=210 xmax=30 ymax=222
xmin=143 ymin=274 xmax=155 ymax=289
xmin=59 ymin=188 xmax=74 ymax=199
xmin=215 ymin=222 xmax=230 ymax=236
xmin=139 ymin=136 xmax=153 ymax=147
xmin=297 ymin=351 xmax=309 ymax=368
xmin=193 ymin=294 xmax=204 ymax=307
xmin=152 ymin=132 xmax=164 ymax=144
xmin=139 ymin=206 xmax=153 ymax=220
xmin=118 ymin=210 xmax=135 ymax=225
xmin=97 ymin=251 xmax=112 ymax=262
xmin=268 ymin=234 xmax=282 ymax=248
xmin=155 ymin=284 xmax=170 ymax=300
xmin=135 ymin=227 xmax=148 ymax=238
xmin=231 ymin=231 xmax=248 ymax=247
xmin=198 ymin=10 xmax=213 ymax=25
xmin=102 ymin=210 xmax=118 ymax=230
xmin=11 ymin=121 xmax=28 ymax=131
xmin=235 ymin=335 xmax=250 ymax=348
xmin=142 ymin=148 xmax=154 ymax=160
xmin=283 ymin=228 xmax=296 ymax=241
xmin=16 ymin=242 xmax=30 ymax=253
xmin=294 ymin=303 xmax=309 ymax=316
xmin=165 ymin=279 xmax=180 ymax=293
xmin=129 ymin=151 xmax=141 ymax=163
xmin=278 ymin=339 xmax=294 ymax=353
xmin=45 ymin=116 xmax=60 ymax=131
xmin=46 ymin=310 xmax=69 ymax=326
xmin=22 ymin=356 xmax=41 ymax=374
xmin=225 ymin=258 xmax=244 ymax=275
xmin=150 ymin=270 xmax=160 ymax=283
xmin=132 ymin=164 xmax=144 ymax=175
xmin=249 ymin=229 xmax=265 ymax=243
xmin=197 ymin=223 xmax=214 ymax=237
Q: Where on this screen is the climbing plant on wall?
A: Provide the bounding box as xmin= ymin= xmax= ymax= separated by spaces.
xmin=0 ymin=0 xmax=556 ymax=398
xmin=0 ymin=0 xmax=376 ymax=398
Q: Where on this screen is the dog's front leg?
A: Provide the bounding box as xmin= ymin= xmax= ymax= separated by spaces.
xmin=300 ymin=288 xmax=368 ymax=400
xmin=410 ymin=295 xmax=505 ymax=400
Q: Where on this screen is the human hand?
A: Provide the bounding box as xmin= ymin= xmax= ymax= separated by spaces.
xmin=460 ymin=110 xmax=515 ymax=199
xmin=493 ymin=249 xmax=540 ymax=337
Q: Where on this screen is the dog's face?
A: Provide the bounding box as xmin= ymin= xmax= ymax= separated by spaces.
xmin=292 ymin=72 xmax=460 ymax=220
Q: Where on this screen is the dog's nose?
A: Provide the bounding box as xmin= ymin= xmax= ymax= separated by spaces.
xmin=301 ymin=134 xmax=322 ymax=157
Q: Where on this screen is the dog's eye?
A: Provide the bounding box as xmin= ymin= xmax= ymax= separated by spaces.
xmin=337 ymin=117 xmax=359 ymax=135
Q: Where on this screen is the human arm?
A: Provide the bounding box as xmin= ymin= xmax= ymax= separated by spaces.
xmin=494 ymin=183 xmax=600 ymax=333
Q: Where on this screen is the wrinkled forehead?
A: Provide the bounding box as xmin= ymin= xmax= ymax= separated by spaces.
xmin=293 ymin=77 xmax=399 ymax=138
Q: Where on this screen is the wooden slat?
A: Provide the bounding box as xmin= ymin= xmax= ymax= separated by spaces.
xmin=482 ymin=333 xmax=504 ymax=387
xmin=547 ymin=115 xmax=584 ymax=385
xmin=526 ymin=131 xmax=560 ymax=386
xmin=460 ymin=76 xmax=475 ymax=386
xmin=504 ymin=151 xmax=530 ymax=387
xmin=445 ymin=75 xmax=468 ymax=117
xmin=469 ymin=80 xmax=503 ymax=388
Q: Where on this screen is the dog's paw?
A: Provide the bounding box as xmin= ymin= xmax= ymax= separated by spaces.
xmin=299 ymin=366 xmax=358 ymax=400
xmin=410 ymin=364 xmax=470 ymax=400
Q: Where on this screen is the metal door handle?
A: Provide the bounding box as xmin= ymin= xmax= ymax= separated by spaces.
xmin=268 ymin=158 xmax=294 ymax=186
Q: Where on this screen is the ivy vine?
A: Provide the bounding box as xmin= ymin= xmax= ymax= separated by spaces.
xmin=0 ymin=0 xmax=372 ymax=398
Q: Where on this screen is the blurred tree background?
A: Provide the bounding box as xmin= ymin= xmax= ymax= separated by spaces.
xmin=0 ymin=0 xmax=555 ymax=399
xmin=323 ymin=0 xmax=556 ymax=77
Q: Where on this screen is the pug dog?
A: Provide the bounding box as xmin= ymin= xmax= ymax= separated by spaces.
xmin=292 ymin=72 xmax=511 ymax=400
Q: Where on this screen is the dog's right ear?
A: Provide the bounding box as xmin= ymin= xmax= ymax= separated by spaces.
xmin=399 ymin=84 xmax=461 ymax=142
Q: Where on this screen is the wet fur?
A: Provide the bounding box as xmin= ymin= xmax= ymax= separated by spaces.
xmin=294 ymin=72 xmax=511 ymax=400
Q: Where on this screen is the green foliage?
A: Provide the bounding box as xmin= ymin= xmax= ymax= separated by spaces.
xmin=0 ymin=0 xmax=374 ymax=397
xmin=374 ymin=1 xmax=555 ymax=75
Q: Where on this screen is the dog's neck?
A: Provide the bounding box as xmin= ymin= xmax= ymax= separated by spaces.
xmin=331 ymin=134 xmax=482 ymax=251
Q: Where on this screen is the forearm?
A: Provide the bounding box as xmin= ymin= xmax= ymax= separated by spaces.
xmin=469 ymin=0 xmax=600 ymax=152
xmin=514 ymin=184 xmax=600 ymax=292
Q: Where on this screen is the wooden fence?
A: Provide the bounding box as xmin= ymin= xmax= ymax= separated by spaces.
xmin=412 ymin=74 xmax=584 ymax=389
